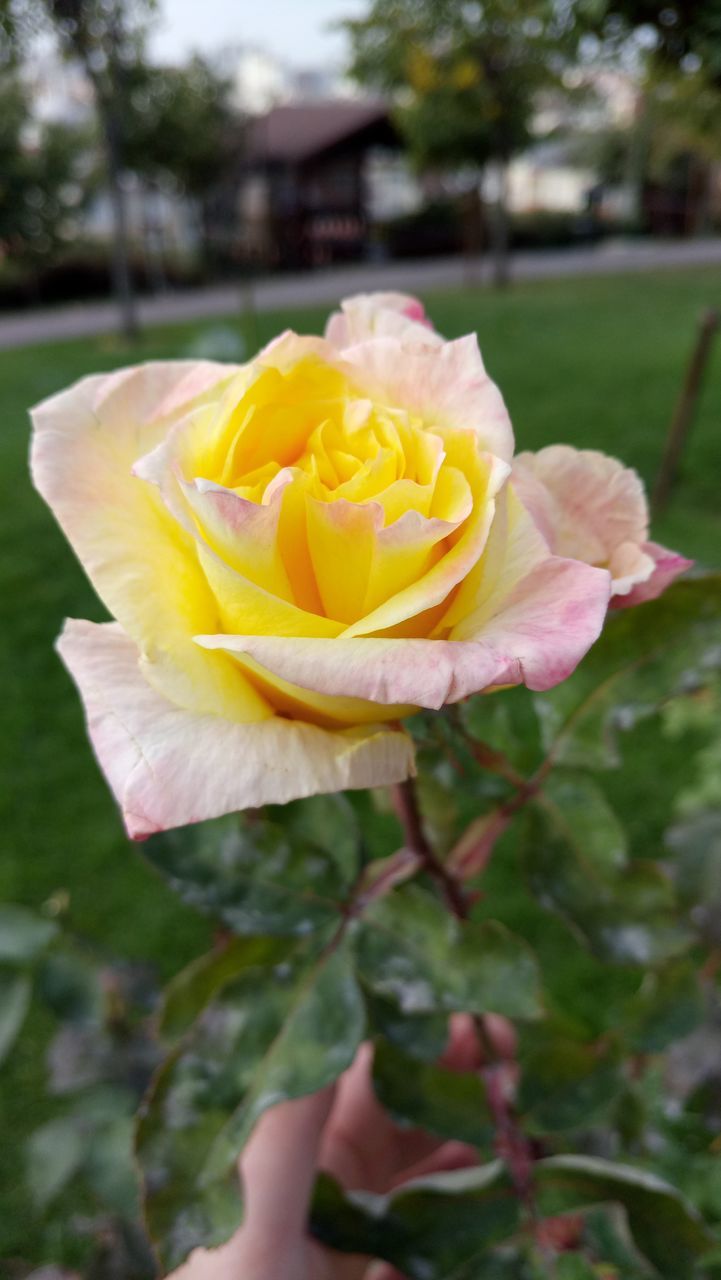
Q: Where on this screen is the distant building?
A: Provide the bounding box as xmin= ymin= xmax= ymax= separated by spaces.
xmin=239 ymin=99 xmax=407 ymax=268
xmin=505 ymin=141 xmax=595 ymax=215
xmin=23 ymin=51 xmax=93 ymax=127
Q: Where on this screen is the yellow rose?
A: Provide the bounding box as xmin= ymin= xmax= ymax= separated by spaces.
xmin=31 ymin=293 xmax=612 ymax=837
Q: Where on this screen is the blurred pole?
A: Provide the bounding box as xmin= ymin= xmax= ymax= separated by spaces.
xmin=239 ymin=269 xmax=259 ymax=356
xmin=96 ymin=89 xmax=139 ymax=342
xmin=461 ymin=183 xmax=483 ymax=287
xmin=487 ymin=160 xmax=510 ymax=290
xmin=624 ymin=90 xmax=650 ymax=231
xmin=652 ymin=307 xmax=719 ymax=516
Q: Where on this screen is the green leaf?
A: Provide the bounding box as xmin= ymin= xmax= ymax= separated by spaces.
xmin=82 ymin=1114 xmax=140 ymax=1217
xmin=0 ymin=969 xmax=31 ymax=1064
xmin=273 ymin=793 xmax=363 ymax=883
xmin=159 ymin=934 xmax=294 ymax=1041
xmin=581 ymin=1204 xmax=656 ymax=1279
xmin=536 ymin=1155 xmax=717 ymax=1279
xmin=357 ymin=884 xmax=542 ymax=1018
xmin=524 ymin=801 xmax=690 ymax=965
xmin=144 ymin=805 xmax=355 ymax=937
xmin=310 ymin=1163 xmax=520 ymax=1280
xmin=0 ymin=904 xmax=57 ymax=964
xmin=555 ymin=1257 xmax=599 ymax=1280
xmin=461 ymin=683 xmax=544 ymax=777
xmin=201 ymin=935 xmax=365 ymax=1183
xmin=518 ymin=1024 xmax=623 ymax=1134
xmin=623 ymin=963 xmax=704 ymax=1053
xmin=26 ymin=1116 xmax=86 ymax=1209
xmin=36 ymin=949 xmax=103 ymax=1024
xmin=138 ymin=933 xmax=365 ymax=1271
xmin=372 ymin=1038 xmax=492 ymax=1147
xmin=364 ymin=987 xmax=450 ymax=1063
xmin=537 ymin=575 xmax=721 ymax=770
xmin=665 ymin=810 xmax=721 ymax=946
xmin=542 ymin=773 xmax=628 ymax=876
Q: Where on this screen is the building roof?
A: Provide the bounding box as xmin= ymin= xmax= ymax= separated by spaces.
xmin=245 ymin=99 xmax=393 ymax=163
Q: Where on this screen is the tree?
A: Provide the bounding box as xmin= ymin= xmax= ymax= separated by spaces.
xmin=0 ymin=0 xmax=156 ymax=338
xmin=592 ymin=1 xmax=721 ymax=83
xmin=345 ymin=0 xmax=578 ymax=287
xmin=122 ymin=55 xmax=241 ymax=267
xmin=0 ymin=73 xmax=91 ymax=267
xmin=643 ymin=64 xmax=721 ymax=235
xmin=578 ymin=3 xmax=721 ymax=235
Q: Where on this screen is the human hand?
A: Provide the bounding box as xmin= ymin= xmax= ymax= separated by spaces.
xmin=168 ymin=1014 xmax=513 ymax=1280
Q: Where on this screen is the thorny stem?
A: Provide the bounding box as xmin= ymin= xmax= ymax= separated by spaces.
xmin=393 ymin=778 xmax=472 ymax=920
xmin=393 ymin=772 xmax=539 ymax=1231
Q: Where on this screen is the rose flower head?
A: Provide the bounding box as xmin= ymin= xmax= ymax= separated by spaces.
xmin=30 ymin=293 xmax=688 ymax=838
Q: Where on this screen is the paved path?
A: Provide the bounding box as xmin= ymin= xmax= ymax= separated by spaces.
xmin=2 ymin=237 xmax=721 ymax=350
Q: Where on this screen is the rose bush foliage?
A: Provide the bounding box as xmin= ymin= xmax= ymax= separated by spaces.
xmin=30 ymin=292 xmax=689 ymax=838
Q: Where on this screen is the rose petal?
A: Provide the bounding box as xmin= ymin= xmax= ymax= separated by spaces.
xmin=30 ymin=362 xmax=271 ymax=723
xmin=612 ymin=542 xmax=694 ymax=609
xmin=325 ymin=292 xmax=441 ymax=349
xmin=196 ymin=553 xmax=610 ymax=706
xmin=512 ymin=446 xmax=651 ymax=594
xmin=342 ymin=333 xmax=514 ymax=463
xmin=342 ymin=448 xmax=509 ymax=639
xmin=58 ymin=619 xmax=416 ymax=839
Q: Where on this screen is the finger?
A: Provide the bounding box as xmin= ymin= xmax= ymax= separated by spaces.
xmin=322 ymin=1032 xmax=481 ymax=1195
xmin=482 ymin=1012 xmax=517 ymax=1060
xmin=240 ymin=1086 xmax=336 ymax=1239
xmin=320 ymin=1043 xmax=396 ymax=1189
xmin=438 ymin=1013 xmax=483 ymax=1071
xmin=167 ymin=1088 xmax=336 ymax=1280
xmin=389 ymin=1137 xmax=478 ymax=1188
xmin=365 ymin=1264 xmax=408 ymax=1280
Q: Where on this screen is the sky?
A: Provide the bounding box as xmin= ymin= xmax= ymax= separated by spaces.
xmin=150 ymin=0 xmax=365 ymax=69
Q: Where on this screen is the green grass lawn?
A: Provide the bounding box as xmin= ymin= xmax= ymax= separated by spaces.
xmin=1 ymin=268 xmax=720 ymax=1257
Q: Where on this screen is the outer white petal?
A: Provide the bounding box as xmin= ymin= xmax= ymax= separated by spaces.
xmin=57 ymin=620 xmax=416 ymax=839
xmin=341 ymin=333 xmax=514 ymax=463
xmin=30 ymin=359 xmax=271 ymax=723
xmin=325 ymin=292 xmax=441 ymax=349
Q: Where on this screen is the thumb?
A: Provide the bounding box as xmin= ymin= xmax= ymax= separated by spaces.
xmin=167 ymin=1087 xmax=336 ymax=1280
xmin=240 ymin=1086 xmax=337 ymax=1241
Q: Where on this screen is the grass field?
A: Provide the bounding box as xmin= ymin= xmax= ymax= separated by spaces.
xmin=2 ymin=267 xmax=720 ymax=1255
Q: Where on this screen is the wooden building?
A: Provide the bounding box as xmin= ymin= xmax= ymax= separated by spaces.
xmin=240 ymin=99 xmax=400 ymax=269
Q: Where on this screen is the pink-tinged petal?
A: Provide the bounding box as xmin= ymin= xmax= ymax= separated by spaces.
xmin=325 ymin=292 xmax=441 ymax=349
xmin=58 ymin=620 xmax=416 ymax=840
xmin=342 ymin=333 xmax=514 ymax=463
xmin=457 ymin=554 xmax=611 ymax=690
xmin=444 ymin=482 xmax=611 ymax=687
xmin=512 ymin=446 xmax=651 ymax=596
xmin=612 ymin=542 xmax=694 ymax=609
xmin=197 ymin=633 xmax=506 ymax=708
xmin=31 ymin=362 xmax=268 ymax=723
xmin=196 ymin=551 xmax=608 ymax=709
xmin=182 ymin=478 xmax=295 ymax=602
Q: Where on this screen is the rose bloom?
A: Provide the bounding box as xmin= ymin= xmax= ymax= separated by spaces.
xmin=31 ymin=293 xmax=690 ymax=838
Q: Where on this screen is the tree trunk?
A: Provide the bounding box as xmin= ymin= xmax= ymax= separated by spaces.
xmin=99 ymin=96 xmax=139 ymax=341
xmin=487 ymin=160 xmax=510 ymax=290
xmin=460 ymin=182 xmax=484 ymax=287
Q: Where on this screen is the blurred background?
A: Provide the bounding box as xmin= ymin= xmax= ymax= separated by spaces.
xmin=1 ymin=0 xmax=721 ymax=319
xmin=1 ymin=1 xmax=721 ymax=1276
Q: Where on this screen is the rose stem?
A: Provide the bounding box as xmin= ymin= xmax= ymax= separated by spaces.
xmin=393 ymin=777 xmax=471 ymax=920
xmin=392 ymin=774 xmax=539 ymax=1230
